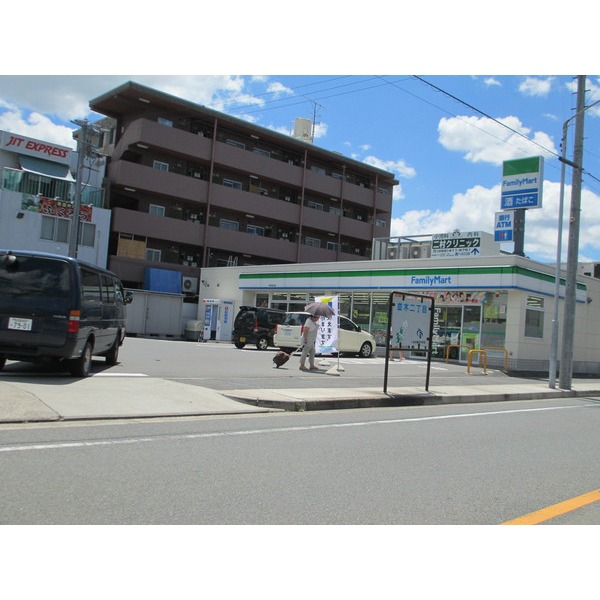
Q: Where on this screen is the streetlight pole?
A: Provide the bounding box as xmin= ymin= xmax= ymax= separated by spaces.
xmin=68 ymin=119 xmax=88 ymax=258
xmin=549 ymin=95 xmax=600 ymax=388
xmin=558 ymin=76 xmax=587 ymax=390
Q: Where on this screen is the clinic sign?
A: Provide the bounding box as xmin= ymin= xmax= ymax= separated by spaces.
xmin=431 ymin=231 xmax=481 ymax=258
xmin=501 ymin=156 xmax=543 ymax=210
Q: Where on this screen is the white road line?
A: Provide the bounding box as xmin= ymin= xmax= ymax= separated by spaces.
xmin=0 ymin=404 xmax=585 ymax=454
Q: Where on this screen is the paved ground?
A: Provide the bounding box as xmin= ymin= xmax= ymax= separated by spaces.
xmin=1 ymin=364 xmax=600 ymax=423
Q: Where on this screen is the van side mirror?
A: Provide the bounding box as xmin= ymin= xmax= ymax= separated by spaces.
xmin=124 ymin=291 xmax=134 ymax=304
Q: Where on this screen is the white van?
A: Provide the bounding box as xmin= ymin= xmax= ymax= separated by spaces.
xmin=274 ymin=312 xmax=376 ymax=358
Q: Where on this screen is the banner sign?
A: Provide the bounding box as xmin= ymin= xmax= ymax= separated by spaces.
xmin=314 ymin=295 xmax=339 ymax=354
xmin=21 ymin=194 xmax=92 ymax=221
xmin=431 ymin=231 xmax=481 ymax=258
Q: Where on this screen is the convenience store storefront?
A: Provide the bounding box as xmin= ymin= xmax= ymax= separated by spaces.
xmin=199 ymin=253 xmax=600 ymax=374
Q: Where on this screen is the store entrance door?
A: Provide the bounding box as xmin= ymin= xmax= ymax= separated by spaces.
xmin=434 ymin=305 xmax=482 ymax=362
xmin=461 ymin=305 xmax=482 ymax=362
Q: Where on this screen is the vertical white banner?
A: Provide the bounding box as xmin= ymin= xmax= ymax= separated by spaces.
xmin=315 ymin=295 xmax=339 ymax=354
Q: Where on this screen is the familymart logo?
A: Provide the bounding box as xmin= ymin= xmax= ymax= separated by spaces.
xmin=410 ymin=275 xmax=453 ymax=286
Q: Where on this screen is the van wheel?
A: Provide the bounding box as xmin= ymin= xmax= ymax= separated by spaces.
xmin=69 ymin=341 xmax=93 ymax=377
xmin=105 ymin=337 xmax=120 ymax=366
xmin=234 ymin=342 xmax=246 ymax=349
xmin=0 ymin=357 xmax=5 ymax=371
xmin=256 ymin=336 xmax=269 ymax=351
xmin=359 ymin=342 xmax=373 ymax=358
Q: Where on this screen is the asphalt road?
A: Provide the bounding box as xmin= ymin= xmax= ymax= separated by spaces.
xmin=1 ymin=396 xmax=599 ymax=525
xmin=0 ymin=335 xmax=539 ymax=392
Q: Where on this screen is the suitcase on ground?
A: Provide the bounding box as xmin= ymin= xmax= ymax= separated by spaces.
xmin=273 ymin=351 xmax=291 ymax=368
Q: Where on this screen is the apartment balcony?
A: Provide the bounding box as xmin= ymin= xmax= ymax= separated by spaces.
xmin=111 ymin=207 xmax=205 ymax=246
xmin=113 ymin=118 xmax=213 ymax=163
xmin=108 ymin=160 xmax=209 ymax=205
xmin=205 ymin=225 xmax=298 ymax=262
xmin=210 ymin=184 xmax=301 ymax=223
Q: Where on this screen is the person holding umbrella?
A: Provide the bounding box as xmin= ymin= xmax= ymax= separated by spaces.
xmin=299 ymin=302 xmax=336 ymax=372
xmin=299 ymin=314 xmax=321 ymax=371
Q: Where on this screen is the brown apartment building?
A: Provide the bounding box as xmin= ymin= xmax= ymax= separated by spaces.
xmin=89 ymin=81 xmax=397 ymax=295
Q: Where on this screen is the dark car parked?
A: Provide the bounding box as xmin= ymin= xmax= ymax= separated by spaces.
xmin=232 ymin=306 xmax=286 ymax=350
xmin=0 ymin=250 xmax=132 ymax=377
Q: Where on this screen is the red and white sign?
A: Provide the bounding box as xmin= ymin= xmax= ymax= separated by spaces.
xmin=0 ymin=130 xmax=72 ymax=163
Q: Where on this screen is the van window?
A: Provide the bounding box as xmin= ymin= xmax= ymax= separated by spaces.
xmin=101 ymin=275 xmax=115 ymax=303
xmin=0 ymin=255 xmax=71 ymax=311
xmin=81 ymin=268 xmax=101 ymax=301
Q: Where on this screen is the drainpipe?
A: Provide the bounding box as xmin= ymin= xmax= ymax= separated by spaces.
xmin=296 ymin=149 xmax=308 ymax=262
xmin=201 ymin=118 xmax=218 ymax=268
xmin=337 ymin=165 xmax=346 ymax=261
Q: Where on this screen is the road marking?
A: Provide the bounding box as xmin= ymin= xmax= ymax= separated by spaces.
xmin=502 ymin=489 xmax=600 ymax=525
xmin=0 ymin=403 xmax=585 ymax=454
xmin=93 ymin=373 xmax=148 ymax=377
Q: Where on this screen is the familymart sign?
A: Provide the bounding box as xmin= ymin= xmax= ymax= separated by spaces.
xmin=501 ymin=156 xmax=544 ymax=210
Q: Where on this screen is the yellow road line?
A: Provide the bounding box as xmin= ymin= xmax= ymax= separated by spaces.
xmin=502 ymin=489 xmax=600 ymax=525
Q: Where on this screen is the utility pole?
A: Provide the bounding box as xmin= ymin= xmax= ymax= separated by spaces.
xmin=68 ymin=119 xmax=101 ymax=258
xmin=559 ymin=76 xmax=587 ymax=390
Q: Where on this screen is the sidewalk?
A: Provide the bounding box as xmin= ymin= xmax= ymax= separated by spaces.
xmin=1 ymin=374 xmax=600 ymax=423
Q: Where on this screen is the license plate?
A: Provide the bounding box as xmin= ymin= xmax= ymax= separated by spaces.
xmin=8 ymin=317 xmax=33 ymax=331
xmin=281 ymin=328 xmax=292 ymax=336
xmin=239 ymin=336 xmax=246 ymax=342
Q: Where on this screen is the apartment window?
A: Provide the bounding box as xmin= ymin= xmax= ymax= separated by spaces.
xmin=149 ymin=204 xmax=166 ymax=217
xmin=41 ymin=216 xmax=69 ymax=243
xmin=327 ymin=241 xmax=339 ymax=251
xmin=253 ymin=148 xmax=271 ymax=158
xmin=378 ymin=187 xmax=390 ymax=195
xmin=146 ymin=248 xmax=162 ymax=262
xmin=226 ymin=139 xmax=245 ymax=150
xmin=332 ymin=172 xmax=344 ymax=180
xmin=247 ymin=224 xmax=265 ymax=236
xmin=307 ymin=201 xmax=324 ymax=211
xmin=223 ymin=179 xmax=243 ymax=190
xmin=376 ymin=219 xmax=387 ymax=227
xmin=310 ymin=166 xmax=326 ymax=175
xmin=305 ymin=236 xmax=321 ymax=248
xmin=219 ymin=218 xmax=239 ymax=231
xmin=525 ymin=296 xmax=544 ymax=338
xmin=153 ymin=160 xmax=169 ymax=172
xmin=79 ymin=222 xmax=96 ymax=247
xmin=157 ymin=118 xmax=173 ymax=127
xmin=329 ymin=206 xmax=341 ymax=216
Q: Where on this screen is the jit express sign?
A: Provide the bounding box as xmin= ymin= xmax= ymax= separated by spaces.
xmin=0 ymin=131 xmax=72 ymax=163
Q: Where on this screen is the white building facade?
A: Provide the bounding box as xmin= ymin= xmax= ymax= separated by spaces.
xmin=0 ymin=130 xmax=110 ymax=267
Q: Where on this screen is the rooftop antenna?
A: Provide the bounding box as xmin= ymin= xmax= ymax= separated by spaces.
xmin=303 ymin=96 xmax=325 ymax=142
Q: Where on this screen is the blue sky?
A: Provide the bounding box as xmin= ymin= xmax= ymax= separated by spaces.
xmin=2 ymin=5 xmax=599 ymax=264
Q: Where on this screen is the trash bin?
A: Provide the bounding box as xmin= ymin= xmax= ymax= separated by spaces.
xmin=185 ymin=320 xmax=203 ymax=342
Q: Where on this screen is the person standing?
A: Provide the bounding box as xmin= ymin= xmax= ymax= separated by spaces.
xmin=299 ymin=314 xmax=320 ymax=371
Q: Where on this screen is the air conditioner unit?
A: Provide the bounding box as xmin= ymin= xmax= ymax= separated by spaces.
xmin=182 ymin=276 xmax=198 ymax=294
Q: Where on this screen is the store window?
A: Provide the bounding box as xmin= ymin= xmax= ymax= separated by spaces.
xmin=525 ymin=296 xmax=544 ymax=338
xmin=351 ymin=292 xmax=371 ymax=330
xmin=370 ymin=292 xmax=390 ymax=345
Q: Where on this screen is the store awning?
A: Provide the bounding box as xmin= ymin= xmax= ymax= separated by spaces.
xmin=18 ymin=155 xmax=75 ymax=182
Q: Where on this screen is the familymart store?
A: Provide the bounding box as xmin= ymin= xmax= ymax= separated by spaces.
xmin=198 ymin=253 xmax=600 ymax=375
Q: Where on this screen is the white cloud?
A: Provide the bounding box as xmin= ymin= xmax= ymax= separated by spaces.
xmin=0 ymin=106 xmax=77 ymax=148
xmin=438 ymin=115 xmax=557 ymax=165
xmin=391 ymin=180 xmax=600 ymax=262
xmin=266 ymin=81 xmax=294 ymax=97
xmin=484 ymin=77 xmax=501 ymax=87
xmin=519 ymin=76 xmax=555 ymax=97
